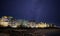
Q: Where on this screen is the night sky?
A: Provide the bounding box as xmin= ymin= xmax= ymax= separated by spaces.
xmin=0 ymin=0 xmax=60 ymax=26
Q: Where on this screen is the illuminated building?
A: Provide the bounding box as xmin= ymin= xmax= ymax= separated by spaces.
xmin=36 ymin=22 xmax=49 ymax=28
xmin=0 ymin=16 xmax=9 ymax=27
xmin=0 ymin=16 xmax=57 ymax=28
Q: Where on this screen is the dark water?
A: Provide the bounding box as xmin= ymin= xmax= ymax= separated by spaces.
xmin=0 ymin=28 xmax=60 ymax=36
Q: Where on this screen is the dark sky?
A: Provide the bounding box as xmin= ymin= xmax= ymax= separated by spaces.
xmin=0 ymin=0 xmax=60 ymax=25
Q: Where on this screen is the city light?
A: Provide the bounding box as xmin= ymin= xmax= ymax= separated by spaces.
xmin=0 ymin=16 xmax=57 ymax=28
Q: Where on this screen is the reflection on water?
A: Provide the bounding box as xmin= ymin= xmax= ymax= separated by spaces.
xmin=0 ymin=28 xmax=60 ymax=36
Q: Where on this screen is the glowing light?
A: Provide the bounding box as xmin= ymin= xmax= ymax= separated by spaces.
xmin=0 ymin=22 xmax=9 ymax=27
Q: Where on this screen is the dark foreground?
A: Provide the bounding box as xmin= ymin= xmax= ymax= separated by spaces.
xmin=0 ymin=28 xmax=60 ymax=36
